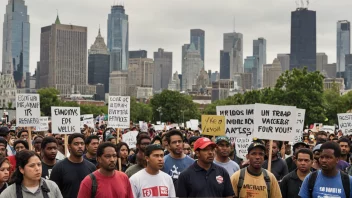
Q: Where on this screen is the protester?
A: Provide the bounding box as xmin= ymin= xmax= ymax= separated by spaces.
xmin=151 ymin=136 xmax=162 ymax=145
xmin=116 ymin=142 xmax=132 ymax=172
xmin=78 ymin=142 xmax=133 ymax=198
xmin=128 ymin=133 xmax=151 ymax=164
xmin=7 ymin=140 xmax=29 ymax=172
xmin=338 ymin=137 xmax=351 ymax=168
xmin=231 ymin=141 xmax=282 ymax=197
xmin=41 ymin=136 xmax=59 ymax=179
xmin=0 ymin=157 xmax=10 ymax=193
xmin=50 ymin=133 xmax=96 ymax=198
xmin=130 ymin=144 xmax=175 ymax=198
xmin=299 ymin=141 xmax=352 ymax=197
xmin=315 ymin=131 xmax=328 ymax=144
xmin=213 ymin=136 xmax=240 ymax=176
xmin=162 ymin=130 xmax=194 ymax=188
xmin=33 ymin=136 xmax=43 ymax=155
xmin=177 ymin=137 xmax=234 ymax=197
xmin=0 ymin=127 xmax=14 ymax=156
xmin=0 ymin=150 xmax=62 ymax=197
xmin=280 ymin=148 xmax=313 ymax=198
xmin=17 ymin=130 xmax=29 ymax=141
xmin=0 ymin=139 xmax=7 ymax=158
xmin=83 ymin=135 xmax=99 ymax=166
xmin=125 ymin=134 xmax=150 ymax=177
xmin=312 ymin=144 xmax=322 ymax=171
xmin=286 ymin=142 xmax=309 ymax=172
xmin=183 ymin=142 xmax=191 ymax=155
xmin=262 ymin=141 xmax=289 ymax=181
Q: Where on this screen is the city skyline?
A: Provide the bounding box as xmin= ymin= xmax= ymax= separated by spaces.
xmin=0 ymin=0 xmax=351 ymax=75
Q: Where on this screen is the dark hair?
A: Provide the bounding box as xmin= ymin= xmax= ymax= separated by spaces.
xmin=17 ymin=130 xmax=28 ymax=138
xmin=145 ymin=144 xmax=163 ymax=157
xmin=165 ymin=130 xmax=183 ymax=144
xmin=41 ymin=136 xmax=58 ymax=149
xmin=337 ymin=137 xmax=351 ymax=147
xmin=33 ymin=135 xmax=43 ymax=141
xmin=9 ymin=150 xmax=40 ymax=184
xmin=68 ymin=133 xmax=85 ymax=145
xmin=0 ymin=157 xmax=9 ymax=169
xmin=85 ymin=135 xmax=99 ymax=145
xmin=97 ymin=142 xmax=116 ymax=158
xmin=151 ymin=136 xmax=162 ymax=144
xmin=295 ymin=148 xmax=313 ymax=160
xmin=0 ymin=138 xmax=7 ymax=147
xmin=320 ymin=141 xmax=341 ymax=158
xmin=137 ymin=134 xmax=151 ymax=145
xmin=13 ymin=140 xmax=29 ymax=150
xmin=316 ymin=131 xmax=328 ymax=137
xmin=116 ymin=142 xmax=130 ymax=157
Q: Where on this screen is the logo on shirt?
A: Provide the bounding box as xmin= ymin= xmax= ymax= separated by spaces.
xmin=170 ymin=165 xmax=180 ymax=179
xmin=142 ymin=186 xmax=168 ymax=197
xmin=216 ymin=175 xmax=223 ymax=184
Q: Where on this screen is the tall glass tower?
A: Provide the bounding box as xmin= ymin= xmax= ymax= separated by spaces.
xmin=2 ymin=0 xmax=30 ymax=88
xmin=253 ymin=38 xmax=266 ymax=88
xmin=107 ymin=5 xmax=129 ymax=72
xmin=337 ymin=20 xmax=350 ymax=78
xmin=190 ymin=29 xmax=205 ymax=66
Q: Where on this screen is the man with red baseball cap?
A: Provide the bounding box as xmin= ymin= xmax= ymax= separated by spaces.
xmin=176 ymin=137 xmax=234 ymax=198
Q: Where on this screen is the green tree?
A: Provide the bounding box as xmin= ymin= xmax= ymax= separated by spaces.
xmin=130 ymin=98 xmax=153 ymax=122
xmin=150 ymin=90 xmax=200 ymax=123
xmin=37 ymin=88 xmax=61 ymax=116
xmin=7 ymin=101 xmax=13 ymax=109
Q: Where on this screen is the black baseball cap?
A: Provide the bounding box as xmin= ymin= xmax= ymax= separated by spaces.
xmin=293 ymin=142 xmax=309 ymax=152
xmin=247 ymin=142 xmax=266 ymax=153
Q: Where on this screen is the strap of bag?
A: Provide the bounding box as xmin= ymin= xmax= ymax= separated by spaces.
xmin=261 ymin=168 xmax=271 ymax=198
xmin=41 ymin=180 xmax=50 ymax=198
xmin=340 ymin=171 xmax=350 ymax=198
xmin=89 ymin=173 xmax=97 ymax=198
xmin=16 ymin=183 xmax=23 ymax=198
xmin=308 ymin=171 xmax=318 ymax=198
xmin=237 ymin=168 xmax=246 ymax=196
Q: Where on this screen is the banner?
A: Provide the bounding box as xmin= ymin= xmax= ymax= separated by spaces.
xmin=80 ymin=114 xmax=94 ymax=128
xmin=201 ymin=115 xmax=225 ymax=136
xmin=122 ymin=131 xmax=139 ymax=149
xmin=217 ymin=105 xmax=254 ymax=139
xmin=293 ymin=109 xmax=306 ymax=144
xmin=253 ymin=103 xmax=297 ymax=141
xmin=16 ymin=94 xmax=40 ymax=127
xmin=51 ymin=107 xmax=80 ymax=134
xmin=108 ymin=96 xmax=130 ymax=128
xmin=235 ymin=138 xmax=251 ymax=159
xmin=338 ymin=113 xmax=352 ymax=135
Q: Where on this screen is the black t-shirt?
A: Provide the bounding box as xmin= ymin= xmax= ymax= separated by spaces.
xmin=83 ymin=154 xmax=98 ymax=166
xmin=49 ymin=158 xmax=96 ymax=198
xmin=41 ymin=161 xmax=56 ymax=179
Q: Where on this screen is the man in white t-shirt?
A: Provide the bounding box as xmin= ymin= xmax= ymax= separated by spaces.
xmin=130 ymin=144 xmax=176 ymax=198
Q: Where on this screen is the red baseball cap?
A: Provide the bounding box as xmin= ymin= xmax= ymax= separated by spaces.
xmin=194 ymin=137 xmax=216 ymax=150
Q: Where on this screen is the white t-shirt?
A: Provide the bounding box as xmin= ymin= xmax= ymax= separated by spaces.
xmin=129 ymin=169 xmax=176 ymax=198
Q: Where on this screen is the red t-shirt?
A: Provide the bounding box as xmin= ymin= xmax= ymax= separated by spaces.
xmin=77 ymin=170 xmax=133 ymax=198
xmin=7 ymin=155 xmax=16 ymax=173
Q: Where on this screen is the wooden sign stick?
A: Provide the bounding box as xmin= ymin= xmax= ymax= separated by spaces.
xmin=268 ymin=140 xmax=273 ymax=172
xmin=28 ymin=127 xmax=33 ymax=151
xmin=117 ymin=128 xmax=121 ymax=171
xmin=64 ymin=134 xmax=68 ymax=157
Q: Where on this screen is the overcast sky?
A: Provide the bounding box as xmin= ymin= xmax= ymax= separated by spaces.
xmin=0 ymin=0 xmax=351 ymax=74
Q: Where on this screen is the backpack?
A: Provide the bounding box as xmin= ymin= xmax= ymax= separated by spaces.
xmin=16 ymin=180 xmax=50 ymax=198
xmin=308 ymin=171 xmax=350 ymax=198
xmin=237 ymin=167 xmax=271 ymax=198
xmin=89 ymin=173 xmax=98 ymax=198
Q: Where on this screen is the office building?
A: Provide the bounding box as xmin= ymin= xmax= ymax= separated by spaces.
xmin=109 ymin=71 xmax=128 ymax=96
xmin=168 ymin=71 xmax=181 ymax=91
xmin=39 ymin=16 xmax=96 ymax=96
xmin=316 ymin=53 xmax=328 ymax=72
xmin=244 ymin=56 xmax=258 ymax=89
xmin=337 ymin=20 xmax=350 ymax=78
xmin=263 ymin=58 xmax=282 ymax=88
xmin=345 ymin=54 xmax=352 ymax=89
xmin=107 ymin=5 xmax=129 ymax=71
xmin=324 ymin=78 xmax=345 ymax=91
xmin=88 ymin=29 xmax=110 ymax=96
xmin=323 ymin=63 xmax=337 ymax=79
xmin=220 ymin=32 xmax=243 ymax=79
xmin=153 ymin=48 xmax=172 ymax=92
xmin=182 ymin=43 xmax=203 ymax=91
xmin=190 ymin=29 xmax=205 ymax=65
xmin=128 ymin=57 xmax=154 ymax=87
xmin=253 ymin=38 xmax=266 ymax=88
xmin=129 ymin=50 xmax=147 ymax=59
xmin=277 ymin=54 xmax=290 ymax=72
xmin=2 ymin=0 xmax=30 ymax=88
xmin=211 ymin=80 xmax=234 ymax=102
xmin=290 ymin=8 xmax=316 ymax=71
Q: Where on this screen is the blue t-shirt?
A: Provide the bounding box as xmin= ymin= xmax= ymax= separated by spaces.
xmin=162 ymin=154 xmax=194 ymax=181
xmin=299 ymin=170 xmax=352 ymax=198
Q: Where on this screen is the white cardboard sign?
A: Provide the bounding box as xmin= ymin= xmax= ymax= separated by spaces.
xmin=38 ymin=117 xmax=49 ymax=131
xmin=253 ymin=103 xmax=297 ymax=141
xmin=80 ymin=114 xmax=94 ymax=128
xmin=108 ymin=96 xmax=130 ymax=128
xmin=51 ymin=107 xmax=80 ymax=134
xmin=293 ymin=109 xmax=306 ymax=144
xmin=338 ymin=113 xmax=352 ymax=135
xmin=122 ymin=131 xmax=139 ymax=149
xmin=190 ymin=119 xmax=199 ymax=130
xmin=217 ymin=105 xmax=254 ymax=140
xmin=235 ymin=138 xmax=251 ymax=159
xmin=16 ymin=94 xmax=41 ymax=127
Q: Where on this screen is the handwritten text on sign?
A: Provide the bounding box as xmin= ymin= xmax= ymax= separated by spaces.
xmin=108 ymin=96 xmax=130 ymax=128
xmin=16 ymin=94 xmax=40 ymax=127
xmin=235 ymin=138 xmax=251 ymax=159
xmin=216 ymin=105 xmax=254 ymax=138
xmin=201 ymin=115 xmax=225 ymax=136
xmin=253 ymin=104 xmax=297 ymax=141
xmin=293 ymin=109 xmax=306 ymax=144
xmin=51 ymin=107 xmax=80 ymax=134
xmin=338 ymin=113 xmax=352 ymax=135
xmin=39 ymin=117 xmax=49 ymax=131
xmin=122 ymin=131 xmax=139 ymax=149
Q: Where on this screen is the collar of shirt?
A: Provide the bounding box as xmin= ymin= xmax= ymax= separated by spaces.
xmin=21 ymin=178 xmax=45 ymax=195
xmin=193 ymin=161 xmax=216 ymax=172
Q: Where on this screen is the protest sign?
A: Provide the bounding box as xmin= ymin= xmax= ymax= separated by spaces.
xmin=16 ymin=94 xmax=40 ymax=127
xmin=80 ymin=114 xmax=94 ymax=128
xmin=154 ymin=125 xmax=164 ymax=131
xmin=51 ymin=107 xmax=80 ymax=134
xmin=293 ymin=109 xmax=305 ymax=144
xmin=235 ymin=138 xmax=251 ymax=159
xmin=201 ymin=115 xmax=225 ymax=136
xmin=38 ymin=117 xmax=49 ymax=131
xmin=337 ymin=113 xmax=352 ymax=135
xmin=122 ymin=131 xmax=139 ymax=149
xmin=190 ymin=119 xmax=199 ymax=130
xmin=217 ymin=105 xmax=254 ymax=139
xmin=186 ymin=121 xmax=191 ymax=129
xmin=253 ymin=103 xmax=297 ymax=141
xmin=321 ymin=125 xmax=335 ymax=133
xmin=139 ymin=121 xmax=148 ymax=132
xmin=108 ymin=96 xmax=130 ymax=128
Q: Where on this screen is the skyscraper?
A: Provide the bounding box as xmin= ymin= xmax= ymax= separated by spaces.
xmin=129 ymin=50 xmax=147 ymax=59
xmin=190 ymin=29 xmax=205 ymax=65
xmin=88 ymin=29 xmax=110 ymax=96
xmin=253 ymin=38 xmax=266 ymax=88
xmin=277 ymin=54 xmax=290 ymax=72
xmin=263 ymin=58 xmax=282 ymax=88
xmin=2 ymin=0 xmax=30 ymax=88
xmin=316 ymin=53 xmax=328 ymax=72
xmin=290 ymin=8 xmax=316 ymax=72
xmin=182 ymin=43 xmax=203 ymax=91
xmin=244 ymin=56 xmax=258 ymax=89
xmin=153 ymin=48 xmax=172 ymax=92
xmin=345 ymin=54 xmax=352 ymax=89
xmin=39 ymin=16 xmax=96 ymax=96
xmin=107 ymin=5 xmax=129 ymax=71
xmin=220 ymin=32 xmax=243 ymax=79
xmin=337 ymin=20 xmax=350 ymax=78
